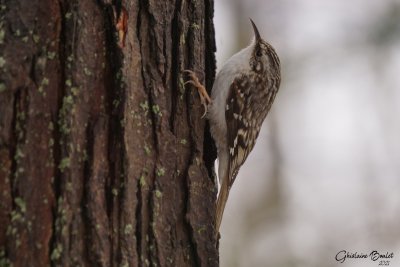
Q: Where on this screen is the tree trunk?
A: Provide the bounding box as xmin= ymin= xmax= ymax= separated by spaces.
xmin=0 ymin=0 xmax=218 ymax=266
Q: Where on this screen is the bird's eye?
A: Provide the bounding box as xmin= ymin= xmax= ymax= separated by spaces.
xmin=256 ymin=49 xmax=262 ymax=57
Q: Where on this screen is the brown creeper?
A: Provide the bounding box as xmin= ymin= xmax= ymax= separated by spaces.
xmin=185 ymin=19 xmax=281 ymax=233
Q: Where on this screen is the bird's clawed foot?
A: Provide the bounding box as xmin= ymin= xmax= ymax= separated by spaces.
xmin=184 ymin=70 xmax=212 ymax=118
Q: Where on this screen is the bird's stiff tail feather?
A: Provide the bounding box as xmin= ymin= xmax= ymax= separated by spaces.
xmin=216 ymin=175 xmax=230 ymax=233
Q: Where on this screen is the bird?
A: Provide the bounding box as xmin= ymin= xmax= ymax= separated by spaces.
xmin=184 ymin=19 xmax=281 ymax=234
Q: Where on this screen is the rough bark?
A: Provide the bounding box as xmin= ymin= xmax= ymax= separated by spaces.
xmin=0 ymin=0 xmax=217 ymax=266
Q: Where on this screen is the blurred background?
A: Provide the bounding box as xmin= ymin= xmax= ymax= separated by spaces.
xmin=214 ymin=1 xmax=400 ymax=266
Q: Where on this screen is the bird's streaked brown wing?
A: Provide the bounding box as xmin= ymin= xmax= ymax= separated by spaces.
xmin=225 ymin=74 xmax=260 ymax=187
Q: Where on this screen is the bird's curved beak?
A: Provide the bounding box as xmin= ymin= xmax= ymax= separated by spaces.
xmin=250 ymin=18 xmax=261 ymax=41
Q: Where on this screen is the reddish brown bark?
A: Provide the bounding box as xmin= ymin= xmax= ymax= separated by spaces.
xmin=0 ymin=0 xmax=217 ymax=266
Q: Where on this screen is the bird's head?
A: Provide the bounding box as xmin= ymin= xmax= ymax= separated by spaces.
xmin=249 ymin=19 xmax=280 ymax=75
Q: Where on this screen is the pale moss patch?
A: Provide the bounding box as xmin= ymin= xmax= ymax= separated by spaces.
xmin=156 ymin=167 xmax=165 ymax=177
xmin=58 ymin=157 xmax=70 ymax=172
xmin=124 ymin=224 xmax=133 ymax=235
xmin=155 ymin=190 xmax=162 ymax=198
xmin=50 ymin=243 xmax=63 ymax=261
xmin=0 ymin=83 xmax=5 ymax=93
xmin=14 ymin=197 xmax=26 ymax=213
xmin=0 ymin=29 xmax=5 ymax=44
xmin=0 ymin=57 xmax=6 ymax=68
